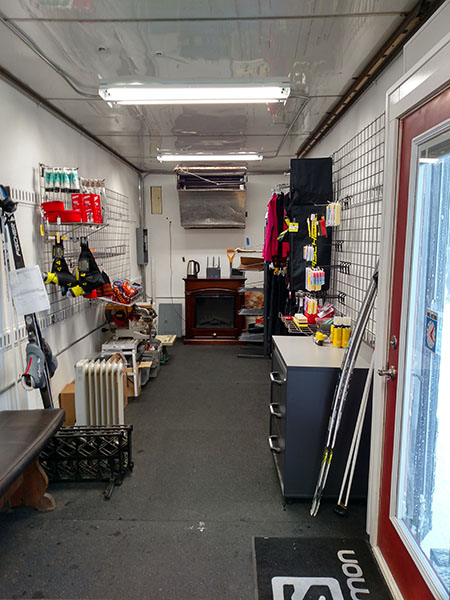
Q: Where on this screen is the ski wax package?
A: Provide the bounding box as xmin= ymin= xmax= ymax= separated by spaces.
xmin=112 ymin=279 xmax=142 ymax=304
xmin=44 ymin=166 xmax=80 ymax=193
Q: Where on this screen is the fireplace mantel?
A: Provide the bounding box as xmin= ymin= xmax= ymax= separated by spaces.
xmin=183 ymin=277 xmax=246 ymax=344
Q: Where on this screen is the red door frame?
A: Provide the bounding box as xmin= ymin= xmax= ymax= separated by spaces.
xmin=378 ymin=87 xmax=450 ymax=600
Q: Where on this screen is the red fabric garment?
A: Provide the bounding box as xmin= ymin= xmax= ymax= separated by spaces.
xmin=263 ymin=194 xmax=278 ymax=261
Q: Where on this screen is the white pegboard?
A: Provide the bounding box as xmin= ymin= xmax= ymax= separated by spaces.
xmin=329 ymin=113 xmax=385 ymax=347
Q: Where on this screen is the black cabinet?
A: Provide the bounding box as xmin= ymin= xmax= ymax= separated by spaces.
xmin=269 ymin=336 xmax=371 ymax=499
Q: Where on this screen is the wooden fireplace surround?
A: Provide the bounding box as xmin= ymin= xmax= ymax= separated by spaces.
xmin=183 ymin=277 xmax=245 ymax=344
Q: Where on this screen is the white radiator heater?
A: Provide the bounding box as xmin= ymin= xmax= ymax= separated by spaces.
xmin=75 ymin=355 xmax=126 ymax=426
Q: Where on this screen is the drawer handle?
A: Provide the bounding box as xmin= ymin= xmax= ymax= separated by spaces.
xmin=269 ymin=403 xmax=284 ymax=418
xmin=270 ymin=371 xmax=286 ymax=385
xmin=268 ymin=435 xmax=283 ymax=454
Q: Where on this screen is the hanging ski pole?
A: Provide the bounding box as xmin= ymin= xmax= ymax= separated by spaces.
xmin=1 ymin=184 xmax=56 ymax=408
xmin=310 ymin=262 xmax=378 ymax=517
xmin=335 ymin=354 xmax=375 ymax=516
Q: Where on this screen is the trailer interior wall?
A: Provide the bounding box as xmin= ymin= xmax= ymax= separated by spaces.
xmin=144 ymin=173 xmax=289 ymax=334
xmin=308 ymin=0 xmax=450 ymax=159
xmin=303 ymin=3 xmax=450 ymax=598
xmin=0 ymin=77 xmax=140 ymax=411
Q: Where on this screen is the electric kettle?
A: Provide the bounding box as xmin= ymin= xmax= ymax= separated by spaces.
xmin=186 ymin=260 xmax=200 ymax=278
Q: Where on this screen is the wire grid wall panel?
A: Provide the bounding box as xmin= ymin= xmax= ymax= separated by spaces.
xmin=39 ymin=176 xmax=131 ymax=326
xmin=329 ymin=113 xmax=385 ymax=347
xmin=0 ymin=179 xmax=131 ymax=353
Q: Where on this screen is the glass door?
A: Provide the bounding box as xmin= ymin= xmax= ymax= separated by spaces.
xmin=392 ymin=123 xmax=450 ymax=598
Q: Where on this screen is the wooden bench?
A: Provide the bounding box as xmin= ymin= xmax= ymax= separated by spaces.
xmin=0 ymin=409 xmax=65 ymax=512
xmin=155 ymin=334 xmax=176 ymax=364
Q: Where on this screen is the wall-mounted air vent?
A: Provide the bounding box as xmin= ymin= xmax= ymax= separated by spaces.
xmin=175 ymin=166 xmax=247 ymax=191
xmin=175 ymin=166 xmax=247 ymax=229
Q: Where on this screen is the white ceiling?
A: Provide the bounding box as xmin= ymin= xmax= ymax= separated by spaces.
xmin=0 ymin=0 xmax=418 ymax=173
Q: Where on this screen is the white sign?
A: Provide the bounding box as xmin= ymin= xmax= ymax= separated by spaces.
xmin=9 ymin=265 xmax=50 ymax=316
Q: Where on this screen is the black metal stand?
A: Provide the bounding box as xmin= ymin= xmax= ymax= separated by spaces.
xmin=39 ymin=425 xmax=133 ymax=500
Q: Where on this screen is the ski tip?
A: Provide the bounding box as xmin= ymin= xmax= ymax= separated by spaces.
xmin=334 ymin=503 xmax=348 ymax=517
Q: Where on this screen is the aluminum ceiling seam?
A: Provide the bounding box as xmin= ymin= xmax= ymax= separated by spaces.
xmin=4 ymin=13 xmax=408 ymax=23
xmin=0 ymin=65 xmax=141 ymax=174
xmin=0 ymin=8 xmax=97 ymax=98
xmin=296 ymin=0 xmax=446 ymax=158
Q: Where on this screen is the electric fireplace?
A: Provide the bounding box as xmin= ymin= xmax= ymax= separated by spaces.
xmin=184 ymin=277 xmax=245 ymax=344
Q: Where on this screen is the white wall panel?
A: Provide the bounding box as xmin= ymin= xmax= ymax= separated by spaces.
xmin=0 ymin=77 xmax=139 ymax=410
xmin=403 ymin=0 xmax=450 ymax=73
xmin=307 ymin=54 xmax=404 ymax=159
xmin=144 ymin=173 xmax=288 ymax=334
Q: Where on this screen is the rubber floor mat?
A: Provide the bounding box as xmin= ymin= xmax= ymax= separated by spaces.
xmin=253 ymin=536 xmax=392 ymax=600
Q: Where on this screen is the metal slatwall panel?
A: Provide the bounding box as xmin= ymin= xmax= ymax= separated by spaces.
xmin=329 ymin=113 xmax=385 ymax=346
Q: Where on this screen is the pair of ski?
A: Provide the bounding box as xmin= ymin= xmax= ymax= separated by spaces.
xmin=1 ymin=184 xmax=56 ymax=409
xmin=310 ymin=263 xmax=379 ymax=517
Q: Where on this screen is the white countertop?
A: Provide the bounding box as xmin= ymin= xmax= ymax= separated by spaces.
xmin=272 ymin=335 xmax=372 ymax=369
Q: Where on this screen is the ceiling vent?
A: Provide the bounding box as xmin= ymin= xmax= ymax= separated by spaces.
xmin=175 ymin=166 xmax=247 ymax=229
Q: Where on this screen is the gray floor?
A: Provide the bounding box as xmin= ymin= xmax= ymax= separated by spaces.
xmin=0 ymin=341 xmax=368 ymax=600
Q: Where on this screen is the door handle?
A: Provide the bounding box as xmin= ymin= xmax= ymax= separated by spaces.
xmin=270 ymin=371 xmax=286 ymax=385
xmin=269 ymin=403 xmax=284 ymax=418
xmin=377 ymin=365 xmax=397 ymax=380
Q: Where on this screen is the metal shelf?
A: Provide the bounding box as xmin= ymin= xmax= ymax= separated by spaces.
xmin=92 ymin=293 xmax=143 ymax=307
xmin=239 ymin=286 xmax=264 ymax=293
xmin=43 ymin=220 xmax=109 ymax=240
xmin=62 ymin=244 xmax=127 ymax=260
xmin=280 ymin=315 xmax=317 ymax=336
xmin=239 ymin=307 xmax=264 ymax=316
xmin=239 ymin=332 xmax=264 ymax=343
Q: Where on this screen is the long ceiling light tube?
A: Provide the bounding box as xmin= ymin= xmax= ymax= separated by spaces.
xmin=157 ymin=153 xmax=263 ymax=162
xmin=99 ymin=83 xmax=290 ymax=105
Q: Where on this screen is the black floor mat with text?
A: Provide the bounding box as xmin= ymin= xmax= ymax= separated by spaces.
xmin=253 ymin=537 xmax=392 ymax=600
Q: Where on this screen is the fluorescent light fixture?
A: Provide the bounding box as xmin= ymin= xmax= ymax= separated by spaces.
xmin=99 ymin=82 xmax=290 ymax=105
xmin=157 ymin=153 xmax=263 ymax=162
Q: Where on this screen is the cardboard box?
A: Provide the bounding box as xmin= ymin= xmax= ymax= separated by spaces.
xmin=237 ymin=256 xmax=264 ymax=271
xmin=59 ymin=380 xmax=76 ymax=426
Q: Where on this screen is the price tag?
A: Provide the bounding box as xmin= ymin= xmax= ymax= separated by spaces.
xmin=288 ymin=222 xmax=299 ymax=232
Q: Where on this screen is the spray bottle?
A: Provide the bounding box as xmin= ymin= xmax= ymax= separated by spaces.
xmin=342 ymin=316 xmax=351 ymax=348
xmin=332 ymin=316 xmax=343 ymax=348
